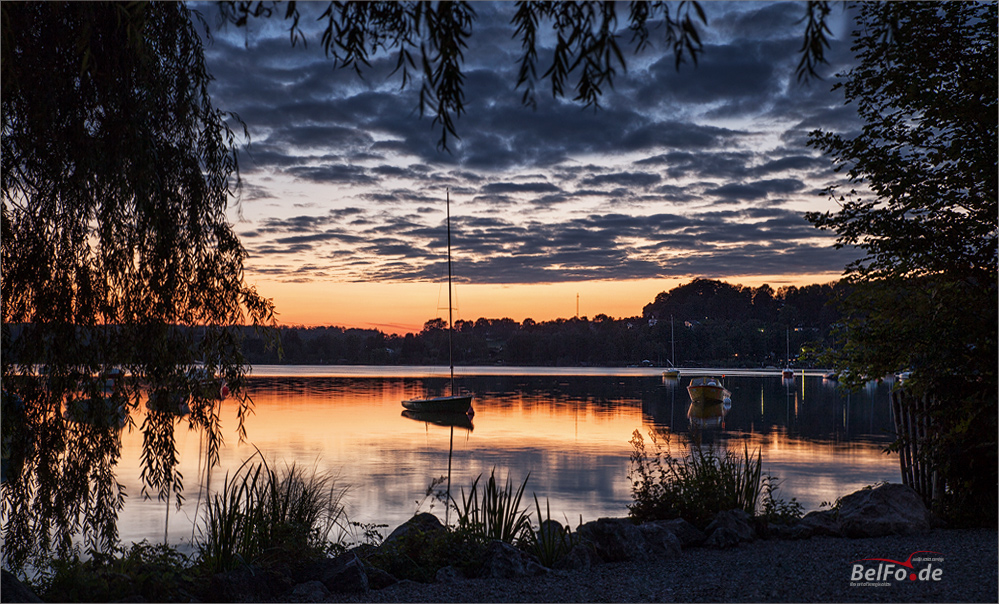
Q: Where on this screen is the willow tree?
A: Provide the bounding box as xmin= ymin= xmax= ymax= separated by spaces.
xmin=806 ymin=2 xmax=997 ymax=523
xmin=1 ymin=2 xmax=274 ymax=568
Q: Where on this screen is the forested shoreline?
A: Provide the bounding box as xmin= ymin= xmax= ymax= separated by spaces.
xmin=245 ymin=278 xmax=846 ymax=368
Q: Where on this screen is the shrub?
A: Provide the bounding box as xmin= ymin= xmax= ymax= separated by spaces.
xmin=30 ymin=541 xmax=199 ymax=603
xmin=759 ymin=475 xmax=803 ymax=524
xmin=628 ymin=428 xmax=767 ymax=528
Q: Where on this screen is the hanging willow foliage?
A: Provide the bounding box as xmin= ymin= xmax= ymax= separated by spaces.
xmin=1 ymin=2 xmax=275 ymax=569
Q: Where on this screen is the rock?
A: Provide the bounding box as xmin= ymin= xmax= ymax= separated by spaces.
xmin=766 ymin=522 xmax=799 ymax=540
xmin=207 ymin=566 xmax=293 ymax=602
xmin=318 ymin=553 xmax=369 ymax=593
xmin=836 ymin=483 xmax=932 ymax=538
xmin=538 ymin=519 xmax=568 ymax=544
xmin=651 ymin=518 xmax=707 ymax=548
xmin=435 ymin=565 xmax=461 ymax=583
xmin=479 ymin=540 xmax=548 ymax=579
xmin=554 ymin=543 xmax=600 ymax=571
xmin=636 ymin=522 xmax=683 ymax=558
xmin=705 ymin=509 xmax=755 ymax=543
xmin=382 ymin=512 xmax=446 ymax=546
xmin=363 ymin=564 xmax=399 ymax=590
xmin=288 ymin=580 xmax=331 ymax=603
xmin=575 ymin=518 xmax=647 ymax=562
xmin=1 ymin=570 xmax=43 ymax=603
xmin=792 ymin=510 xmax=843 ymax=539
xmin=705 ymin=526 xmax=743 ymax=549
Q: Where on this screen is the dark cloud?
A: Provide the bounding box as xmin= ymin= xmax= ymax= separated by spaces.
xmin=206 ymin=2 xmax=861 ymax=288
xmin=481 ymin=182 xmax=561 ymax=195
xmin=580 ymin=172 xmax=663 ymax=189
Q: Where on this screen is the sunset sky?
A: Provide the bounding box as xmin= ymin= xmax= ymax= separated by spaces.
xmin=202 ymin=2 xmax=862 ymax=333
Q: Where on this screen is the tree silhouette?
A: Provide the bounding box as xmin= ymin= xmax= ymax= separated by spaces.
xmin=2 ymin=2 xmax=275 ymax=568
xmin=806 ymin=1 xmax=997 ymax=523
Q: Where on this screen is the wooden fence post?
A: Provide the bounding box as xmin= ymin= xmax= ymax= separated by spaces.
xmin=890 ymin=387 xmax=937 ymax=507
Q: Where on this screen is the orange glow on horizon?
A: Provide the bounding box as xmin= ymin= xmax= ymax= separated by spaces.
xmin=251 ymin=273 xmax=843 ymax=334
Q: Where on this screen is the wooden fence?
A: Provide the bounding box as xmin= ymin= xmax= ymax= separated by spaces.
xmin=889 ymin=388 xmax=942 ymax=507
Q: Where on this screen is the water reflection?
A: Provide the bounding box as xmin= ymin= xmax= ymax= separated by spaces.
xmin=401 ymin=410 xmax=474 ymax=431
xmin=111 ymin=372 xmax=898 ymax=549
xmin=686 ymin=400 xmax=731 ymax=430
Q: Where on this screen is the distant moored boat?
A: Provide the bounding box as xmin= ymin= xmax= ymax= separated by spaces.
xmin=686 ymin=376 xmax=731 ymax=405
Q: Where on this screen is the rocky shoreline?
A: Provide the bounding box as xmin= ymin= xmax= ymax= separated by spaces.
xmin=221 ymin=483 xmax=997 ymax=603
xmin=4 ymin=483 xmax=996 ymax=603
xmin=332 ymin=528 xmax=997 ymax=603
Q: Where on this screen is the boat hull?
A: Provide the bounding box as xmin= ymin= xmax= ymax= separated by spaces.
xmin=686 ymin=378 xmax=731 ymax=405
xmin=401 ymin=394 xmax=473 ymax=414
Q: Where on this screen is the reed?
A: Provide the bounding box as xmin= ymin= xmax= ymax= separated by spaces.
xmin=521 ymin=495 xmax=575 ymax=567
xmin=195 ymin=451 xmax=348 ymax=573
xmin=453 ymin=469 xmax=532 ymax=544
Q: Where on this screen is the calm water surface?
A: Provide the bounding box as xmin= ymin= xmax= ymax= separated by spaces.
xmin=115 ymin=366 xmax=899 ymax=549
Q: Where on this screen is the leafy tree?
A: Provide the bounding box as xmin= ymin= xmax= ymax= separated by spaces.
xmin=2 ymin=2 xmax=274 ymax=569
xmin=806 ymin=2 xmax=997 ymax=522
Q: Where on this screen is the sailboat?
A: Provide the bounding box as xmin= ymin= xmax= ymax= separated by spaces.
xmin=782 ymin=327 xmax=794 ymax=379
xmin=662 ymin=315 xmax=680 ymax=379
xmin=402 ymin=189 xmax=474 ymax=415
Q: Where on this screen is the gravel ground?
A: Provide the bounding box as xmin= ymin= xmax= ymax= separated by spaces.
xmin=333 ymin=528 xmax=997 ymax=603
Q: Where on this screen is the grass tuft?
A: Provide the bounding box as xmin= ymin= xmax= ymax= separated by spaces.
xmin=452 ymin=468 xmax=533 ymax=544
xmin=195 ymin=450 xmax=348 ymax=573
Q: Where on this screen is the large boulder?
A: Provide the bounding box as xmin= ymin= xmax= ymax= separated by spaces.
xmin=287 ymin=580 xmax=331 ymax=603
xmin=2 ymin=570 xmax=43 ymax=603
xmin=705 ymin=509 xmax=755 ymax=546
xmin=575 ymin=518 xmax=647 ymax=562
xmin=478 ymin=540 xmax=548 ymax=579
xmin=636 ymin=522 xmax=683 ymax=557
xmin=791 ymin=509 xmax=844 ymax=539
xmin=382 ymin=512 xmax=446 ymax=546
xmin=836 ymin=483 xmax=933 ymax=538
xmin=554 ymin=543 xmax=601 ymax=571
xmin=316 ymin=553 xmax=369 ymax=594
xmin=650 ymin=518 xmax=707 ymax=548
xmin=363 ymin=564 xmax=399 ymax=590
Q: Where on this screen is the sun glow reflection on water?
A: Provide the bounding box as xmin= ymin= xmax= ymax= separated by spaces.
xmin=113 ymin=370 xmax=898 ymax=549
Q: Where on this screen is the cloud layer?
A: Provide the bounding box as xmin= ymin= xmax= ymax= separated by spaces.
xmin=205 ymin=1 xmax=862 ymax=286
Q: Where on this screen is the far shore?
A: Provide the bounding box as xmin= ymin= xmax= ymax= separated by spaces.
xmin=244 ymin=364 xmax=839 ymax=378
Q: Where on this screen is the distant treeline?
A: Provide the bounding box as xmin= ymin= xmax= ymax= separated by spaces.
xmin=248 ymin=279 xmax=847 ymax=368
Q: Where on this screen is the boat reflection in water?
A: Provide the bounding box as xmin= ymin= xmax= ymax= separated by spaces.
xmin=400 ymin=406 xmax=475 ymax=526
xmin=687 ymin=399 xmax=731 ymax=429
xmin=401 ymin=409 xmax=474 ymax=432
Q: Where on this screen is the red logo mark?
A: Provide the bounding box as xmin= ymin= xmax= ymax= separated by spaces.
xmin=852 ymin=550 xmax=943 ymax=569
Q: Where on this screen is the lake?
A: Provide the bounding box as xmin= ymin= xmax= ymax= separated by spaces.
xmin=114 ymin=366 xmax=899 ymax=550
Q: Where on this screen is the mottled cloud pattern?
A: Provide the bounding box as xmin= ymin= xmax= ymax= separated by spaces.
xmin=205 ymin=2 xmax=862 ymax=285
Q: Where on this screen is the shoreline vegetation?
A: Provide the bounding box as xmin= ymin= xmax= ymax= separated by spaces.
xmin=9 ymin=433 xmax=989 ymax=603
xmin=6 ymin=279 xmax=847 ymax=370
xmin=249 ymin=279 xmax=845 ymax=368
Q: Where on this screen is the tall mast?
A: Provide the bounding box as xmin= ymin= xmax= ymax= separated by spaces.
xmin=446 ymin=188 xmax=454 ymax=396
xmin=670 ymin=315 xmax=675 ymax=367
